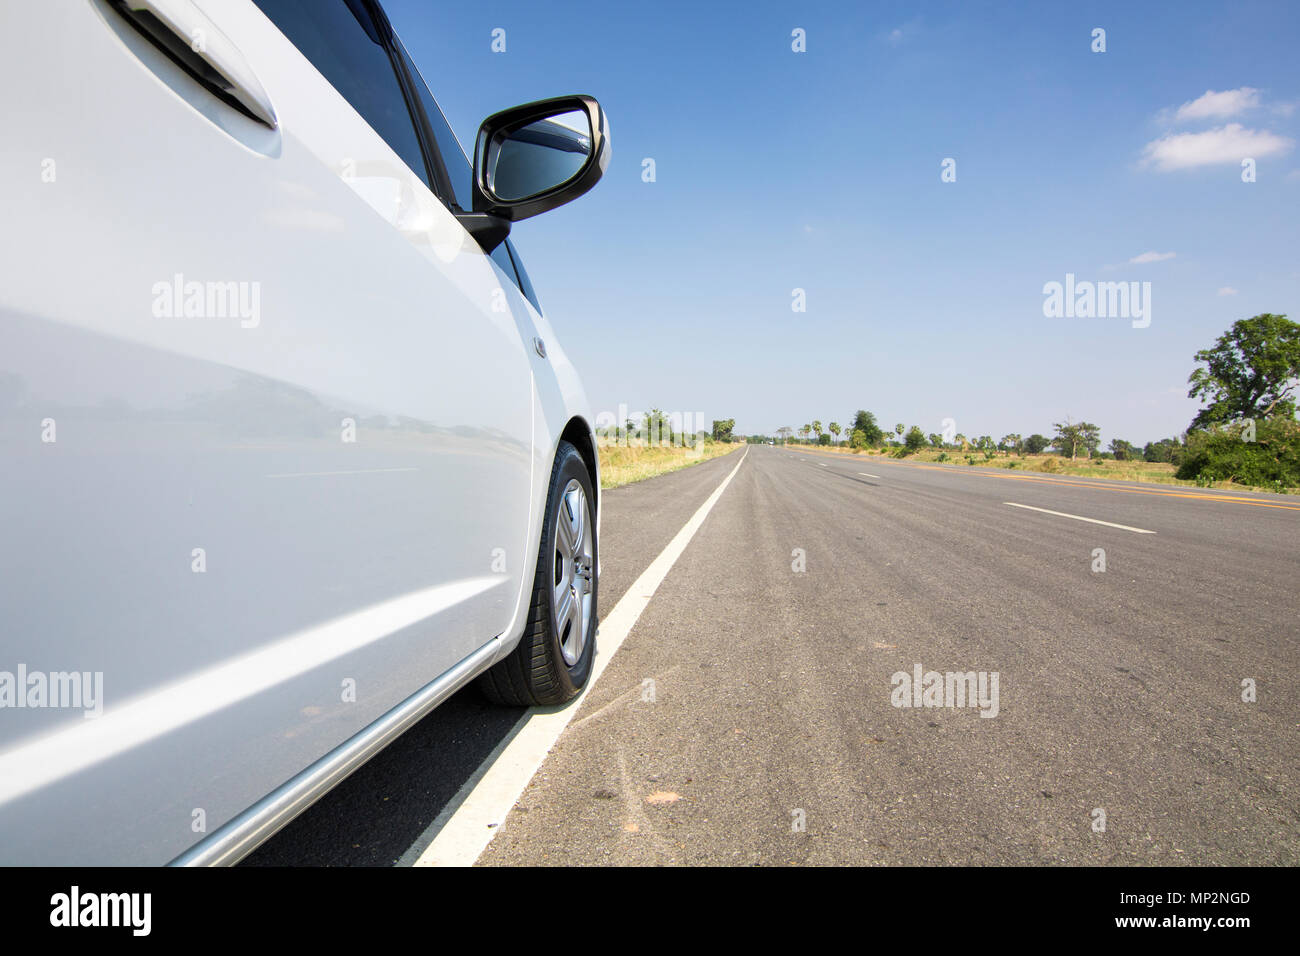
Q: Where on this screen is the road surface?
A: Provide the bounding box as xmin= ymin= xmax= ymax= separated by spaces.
xmin=248 ymin=445 xmax=1300 ymax=866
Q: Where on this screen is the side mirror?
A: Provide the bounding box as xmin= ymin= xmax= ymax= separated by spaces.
xmin=474 ymin=95 xmax=608 ymax=219
xmin=456 ymin=95 xmax=608 ymax=252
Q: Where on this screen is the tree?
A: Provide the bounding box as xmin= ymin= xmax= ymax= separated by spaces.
xmin=711 ymin=418 xmax=735 ymax=442
xmin=800 ymin=424 xmax=811 ymax=443
xmin=976 ymin=435 xmax=995 ymax=452
xmin=904 ymin=425 xmax=926 ymax=451
xmin=828 ymin=421 xmax=841 ymax=445
xmin=643 ymin=408 xmax=670 ymax=444
xmin=812 ymin=420 xmax=823 ymax=443
xmin=1000 ymin=434 xmax=1022 ymax=456
xmin=1024 ymin=433 xmax=1049 ymax=454
xmin=851 ymin=410 xmax=884 ymax=446
xmin=1109 ymin=438 xmax=1137 ymax=460
xmin=849 ymin=428 xmax=868 ymax=450
xmin=1052 ymin=419 xmax=1101 ymax=460
xmin=776 ymin=426 xmax=793 ymax=445
xmin=1188 ymin=314 xmax=1300 ymax=429
xmin=894 ymin=423 xmax=904 ymax=439
xmin=954 ymin=433 xmax=968 ymax=451
xmin=928 ymin=433 xmax=943 ymax=448
xmin=1143 ymin=437 xmax=1184 ymax=464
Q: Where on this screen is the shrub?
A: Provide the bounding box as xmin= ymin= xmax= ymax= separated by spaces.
xmin=1176 ymin=417 xmax=1300 ymax=487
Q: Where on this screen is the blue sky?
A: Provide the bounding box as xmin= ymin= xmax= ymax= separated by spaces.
xmin=386 ymin=0 xmax=1299 ymax=445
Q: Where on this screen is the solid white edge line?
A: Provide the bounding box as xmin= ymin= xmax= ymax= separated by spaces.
xmin=1003 ymin=502 xmax=1155 ymax=534
xmin=412 ymin=447 xmax=749 ymax=867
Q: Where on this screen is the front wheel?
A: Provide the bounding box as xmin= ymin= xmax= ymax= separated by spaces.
xmin=479 ymin=440 xmax=597 ymax=706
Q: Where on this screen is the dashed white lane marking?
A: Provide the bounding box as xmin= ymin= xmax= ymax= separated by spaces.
xmin=858 ymin=472 xmax=881 ymax=478
xmin=411 ymin=447 xmax=749 ymax=867
xmin=1004 ymin=502 xmax=1155 ymax=534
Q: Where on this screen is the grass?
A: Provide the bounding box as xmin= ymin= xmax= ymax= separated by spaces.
xmin=784 ymin=444 xmax=1297 ymax=495
xmin=597 ymin=441 xmax=742 ymax=489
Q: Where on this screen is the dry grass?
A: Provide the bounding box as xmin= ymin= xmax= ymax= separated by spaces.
xmin=597 ymin=441 xmax=742 ymax=489
xmin=789 ymin=444 xmax=1295 ymax=494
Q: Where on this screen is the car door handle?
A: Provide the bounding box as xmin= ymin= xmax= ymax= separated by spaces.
xmin=112 ymin=0 xmax=278 ymax=128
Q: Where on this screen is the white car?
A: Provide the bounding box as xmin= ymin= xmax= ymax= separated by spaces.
xmin=0 ymin=0 xmax=608 ymax=865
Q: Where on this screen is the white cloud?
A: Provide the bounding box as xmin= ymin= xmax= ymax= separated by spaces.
xmin=1129 ymin=251 xmax=1176 ymax=264
xmin=1217 ymin=286 xmax=1239 ymax=296
xmin=1173 ymin=87 xmax=1260 ymax=122
xmin=885 ymin=20 xmax=921 ymax=46
xmin=1141 ymin=123 xmax=1294 ymax=171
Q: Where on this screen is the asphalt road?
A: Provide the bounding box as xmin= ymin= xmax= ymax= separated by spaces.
xmin=249 ymin=445 xmax=1300 ymax=865
xmin=243 ymin=446 xmax=744 ymax=865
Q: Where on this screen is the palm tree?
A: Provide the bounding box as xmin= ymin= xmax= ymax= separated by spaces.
xmin=829 ymin=421 xmax=841 ymax=445
xmin=812 ymin=420 xmax=823 ymax=444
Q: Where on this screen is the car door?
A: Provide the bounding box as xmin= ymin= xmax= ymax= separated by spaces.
xmin=0 ymin=0 xmax=533 ymax=864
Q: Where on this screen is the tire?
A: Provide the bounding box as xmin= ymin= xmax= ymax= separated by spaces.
xmin=479 ymin=440 xmax=597 ymax=706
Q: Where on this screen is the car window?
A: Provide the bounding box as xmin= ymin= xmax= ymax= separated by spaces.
xmin=253 ymin=0 xmax=432 ymax=189
xmin=489 ymin=242 xmax=519 ymax=287
xmin=506 ymin=240 xmax=542 ymax=315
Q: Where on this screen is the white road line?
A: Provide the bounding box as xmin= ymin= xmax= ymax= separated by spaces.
xmin=819 ymin=463 xmax=827 ymax=467
xmin=858 ymin=472 xmax=881 ymax=478
xmin=1003 ymin=502 xmax=1155 ymax=534
xmin=411 ymin=447 xmax=750 ymax=867
xmin=265 ymin=467 xmax=419 ymax=478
